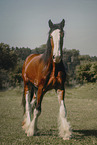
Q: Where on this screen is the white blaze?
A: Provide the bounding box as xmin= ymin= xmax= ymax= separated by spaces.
xmin=51 ymin=29 xmax=60 ymax=59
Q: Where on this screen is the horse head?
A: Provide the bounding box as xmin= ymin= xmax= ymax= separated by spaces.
xmin=48 ymin=19 xmax=65 ymax=63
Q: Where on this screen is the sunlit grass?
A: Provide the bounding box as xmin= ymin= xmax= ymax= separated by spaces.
xmin=0 ymin=83 xmax=97 ymax=144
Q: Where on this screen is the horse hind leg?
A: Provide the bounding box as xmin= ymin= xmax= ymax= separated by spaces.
xmin=22 ymin=85 xmax=31 ymax=132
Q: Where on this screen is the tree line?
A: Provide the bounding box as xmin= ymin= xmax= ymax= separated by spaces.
xmin=0 ymin=42 xmax=97 ymax=89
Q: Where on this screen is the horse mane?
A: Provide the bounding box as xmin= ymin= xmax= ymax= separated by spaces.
xmin=41 ymin=27 xmax=66 ymax=80
xmin=41 ymin=32 xmax=52 ymax=64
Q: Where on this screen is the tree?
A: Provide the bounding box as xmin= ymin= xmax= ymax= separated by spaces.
xmin=0 ymin=43 xmax=17 ymax=89
xmin=15 ymin=47 xmax=32 ymax=60
xmin=63 ymin=49 xmax=80 ymax=84
xmin=0 ymin=43 xmax=17 ymax=70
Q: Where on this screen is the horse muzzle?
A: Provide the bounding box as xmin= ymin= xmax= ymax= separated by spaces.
xmin=53 ymin=55 xmax=61 ymax=63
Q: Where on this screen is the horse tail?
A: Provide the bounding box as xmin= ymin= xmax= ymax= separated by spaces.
xmin=22 ymin=90 xmax=26 ymax=115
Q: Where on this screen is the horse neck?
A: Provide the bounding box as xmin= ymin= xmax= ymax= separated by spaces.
xmin=42 ymin=38 xmax=53 ymax=65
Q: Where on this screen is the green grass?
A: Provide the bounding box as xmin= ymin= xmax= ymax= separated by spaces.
xmin=0 ymin=83 xmax=97 ymax=145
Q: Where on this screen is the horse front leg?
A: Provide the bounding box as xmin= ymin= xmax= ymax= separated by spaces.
xmin=57 ymin=89 xmax=72 ymax=140
xmin=22 ymin=85 xmax=31 ymax=132
xmin=30 ymin=92 xmax=37 ymax=113
xmin=26 ymin=86 xmax=43 ymax=136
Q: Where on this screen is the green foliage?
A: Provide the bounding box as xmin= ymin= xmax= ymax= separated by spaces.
xmin=0 ymin=43 xmax=46 ymax=89
xmin=63 ymin=49 xmax=80 ymax=84
xmin=34 ymin=44 xmax=46 ymax=54
xmin=0 ymin=43 xmax=18 ymax=89
xmin=8 ymin=60 xmax=23 ymax=87
xmin=79 ymin=55 xmax=97 ymax=62
xmin=0 ymin=69 xmax=9 ymax=89
xmin=76 ymin=62 xmax=97 ymax=83
xmin=0 ymin=43 xmax=17 ymax=70
xmin=0 ymin=42 xmax=97 ymax=89
xmin=15 ymin=47 xmax=32 ymax=60
xmin=15 ymin=44 xmax=46 ymax=60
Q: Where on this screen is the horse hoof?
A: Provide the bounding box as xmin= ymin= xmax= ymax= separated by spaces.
xmin=26 ymin=129 xmax=35 ymax=137
xmin=22 ymin=121 xmax=25 ymax=126
xmin=63 ymin=137 xmax=70 ymax=140
xmin=22 ymin=125 xmax=26 ymax=130
xmin=27 ymin=132 xmax=34 ymax=137
xmin=63 ymin=134 xmax=72 ymax=140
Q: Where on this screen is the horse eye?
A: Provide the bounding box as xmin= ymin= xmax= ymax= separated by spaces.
xmin=50 ymin=36 xmax=52 ymax=39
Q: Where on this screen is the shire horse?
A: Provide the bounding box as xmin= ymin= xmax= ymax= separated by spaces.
xmin=22 ymin=19 xmax=71 ymax=140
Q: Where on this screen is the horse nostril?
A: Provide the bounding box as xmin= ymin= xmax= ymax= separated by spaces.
xmin=53 ymin=55 xmax=55 ymax=59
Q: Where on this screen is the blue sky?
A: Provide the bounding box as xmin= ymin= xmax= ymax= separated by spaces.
xmin=0 ymin=0 xmax=97 ymax=56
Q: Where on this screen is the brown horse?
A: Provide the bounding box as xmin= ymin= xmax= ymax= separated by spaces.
xmin=22 ymin=19 xmax=71 ymax=140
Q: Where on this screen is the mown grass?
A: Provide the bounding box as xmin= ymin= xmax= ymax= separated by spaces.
xmin=0 ymin=83 xmax=97 ymax=145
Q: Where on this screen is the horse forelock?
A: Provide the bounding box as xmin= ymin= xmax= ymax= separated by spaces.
xmin=49 ymin=23 xmax=64 ymax=34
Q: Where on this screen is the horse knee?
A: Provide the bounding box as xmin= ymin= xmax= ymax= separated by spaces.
xmin=36 ymin=104 xmax=41 ymax=112
xmin=30 ymin=98 xmax=36 ymax=109
xmin=33 ymin=108 xmax=41 ymax=119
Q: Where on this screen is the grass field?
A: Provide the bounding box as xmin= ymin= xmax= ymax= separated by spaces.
xmin=0 ymin=83 xmax=97 ymax=145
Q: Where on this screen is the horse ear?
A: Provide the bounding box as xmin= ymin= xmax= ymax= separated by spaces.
xmin=60 ymin=19 xmax=65 ymax=28
xmin=48 ymin=19 xmax=53 ymax=28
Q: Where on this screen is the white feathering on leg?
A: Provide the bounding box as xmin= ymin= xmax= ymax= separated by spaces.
xmin=27 ymin=108 xmax=40 ymax=136
xmin=58 ymin=101 xmax=72 ymax=140
xmin=22 ymin=91 xmax=31 ymax=131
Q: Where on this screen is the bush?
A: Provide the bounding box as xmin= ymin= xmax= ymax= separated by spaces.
xmin=8 ymin=60 xmax=23 ymax=87
xmin=76 ymin=62 xmax=97 ymax=83
xmin=0 ymin=69 xmax=9 ymax=89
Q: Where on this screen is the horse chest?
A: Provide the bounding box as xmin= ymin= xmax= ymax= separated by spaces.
xmin=52 ymin=77 xmax=61 ymax=88
xmin=46 ymin=71 xmax=63 ymax=90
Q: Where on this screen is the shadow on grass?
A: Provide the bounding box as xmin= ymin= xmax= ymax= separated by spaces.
xmin=73 ymin=130 xmax=97 ymax=139
xmin=36 ymin=129 xmax=97 ymax=139
xmin=36 ymin=129 xmax=58 ymax=137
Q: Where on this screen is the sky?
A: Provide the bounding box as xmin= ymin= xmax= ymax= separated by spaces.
xmin=0 ymin=0 xmax=97 ymax=56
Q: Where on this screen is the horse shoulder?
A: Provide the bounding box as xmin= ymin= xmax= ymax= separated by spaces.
xmin=22 ymin=54 xmax=47 ymax=86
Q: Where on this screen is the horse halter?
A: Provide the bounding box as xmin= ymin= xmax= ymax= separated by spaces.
xmin=49 ymin=19 xmax=65 ymax=63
